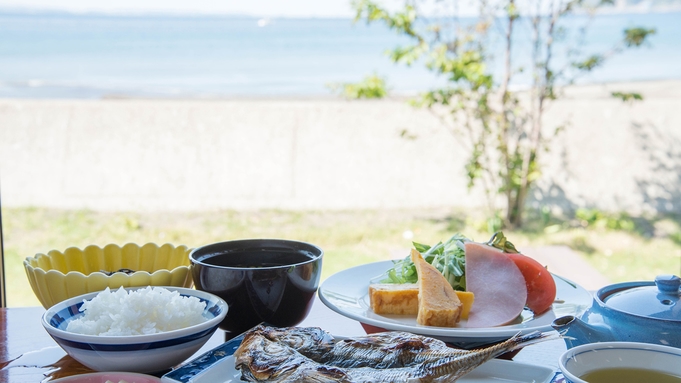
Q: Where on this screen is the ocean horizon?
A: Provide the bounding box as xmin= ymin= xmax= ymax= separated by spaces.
xmin=0 ymin=9 xmax=679 ymax=99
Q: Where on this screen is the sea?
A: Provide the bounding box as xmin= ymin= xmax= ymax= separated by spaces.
xmin=0 ymin=10 xmax=679 ymax=99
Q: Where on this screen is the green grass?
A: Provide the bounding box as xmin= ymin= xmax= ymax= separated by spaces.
xmin=3 ymin=207 xmax=680 ymax=307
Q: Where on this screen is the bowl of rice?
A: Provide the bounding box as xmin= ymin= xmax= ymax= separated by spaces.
xmin=42 ymin=286 xmax=228 ymax=373
xmin=24 ymin=242 xmax=193 ymax=309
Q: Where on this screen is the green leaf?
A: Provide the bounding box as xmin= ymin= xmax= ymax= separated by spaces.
xmin=623 ymin=27 xmax=656 ymax=48
xmin=572 ymin=55 xmax=604 ymax=71
xmin=611 ymin=91 xmax=643 ymax=103
xmin=413 ymin=242 xmax=431 ymax=253
xmin=484 ymin=231 xmax=519 ymax=253
xmin=328 ymin=73 xmax=388 ymax=99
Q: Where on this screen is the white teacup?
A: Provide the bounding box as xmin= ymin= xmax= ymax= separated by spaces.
xmin=559 ymin=341 xmax=681 ymax=383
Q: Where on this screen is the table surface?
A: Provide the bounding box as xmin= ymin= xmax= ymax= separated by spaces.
xmin=0 ymin=298 xmax=568 ymax=382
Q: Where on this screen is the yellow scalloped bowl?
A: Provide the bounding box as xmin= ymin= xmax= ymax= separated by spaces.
xmin=24 ymin=243 xmax=193 ymax=309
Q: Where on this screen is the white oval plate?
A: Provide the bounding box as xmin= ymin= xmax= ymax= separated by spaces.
xmin=318 ymin=260 xmax=593 ymax=347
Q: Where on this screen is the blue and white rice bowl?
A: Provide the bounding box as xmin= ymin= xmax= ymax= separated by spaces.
xmin=42 ymin=286 xmax=228 ymax=373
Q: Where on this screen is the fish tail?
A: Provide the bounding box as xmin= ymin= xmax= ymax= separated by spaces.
xmin=508 ymin=330 xmax=561 ymax=352
xmin=411 ymin=331 xmax=560 ymax=381
xmin=480 ymin=331 xmax=560 ymax=360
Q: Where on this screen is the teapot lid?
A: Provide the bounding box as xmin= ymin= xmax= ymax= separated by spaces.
xmin=601 ymin=275 xmax=680 ymax=320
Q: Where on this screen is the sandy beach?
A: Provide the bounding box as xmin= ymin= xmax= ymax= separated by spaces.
xmin=1 ymin=79 xmax=680 ymax=215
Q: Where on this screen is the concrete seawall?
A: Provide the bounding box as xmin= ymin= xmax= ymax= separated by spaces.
xmin=1 ymin=80 xmax=680 ymax=214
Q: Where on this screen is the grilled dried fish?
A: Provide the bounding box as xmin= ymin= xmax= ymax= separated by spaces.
xmin=234 ymin=326 xmax=557 ymax=382
xmin=247 ymin=325 xmax=449 ymax=368
xmin=246 ymin=325 xmax=336 ymax=362
xmin=319 ymin=331 xmax=453 ymax=368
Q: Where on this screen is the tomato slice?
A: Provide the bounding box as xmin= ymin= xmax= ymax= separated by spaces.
xmin=506 ymin=253 xmax=557 ymax=314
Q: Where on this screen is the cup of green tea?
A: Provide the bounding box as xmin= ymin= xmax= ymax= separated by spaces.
xmin=189 ymin=239 xmax=323 ymax=336
xmin=559 ymin=341 xmax=681 ymax=383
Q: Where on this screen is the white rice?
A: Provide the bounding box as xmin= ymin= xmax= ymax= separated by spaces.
xmin=65 ymin=286 xmax=207 ymax=336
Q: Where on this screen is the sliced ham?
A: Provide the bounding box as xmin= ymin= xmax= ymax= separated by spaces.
xmin=464 ymin=242 xmax=527 ymax=328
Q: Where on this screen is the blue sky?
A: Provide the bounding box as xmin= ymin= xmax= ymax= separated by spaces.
xmin=1 ymin=1 xmax=671 ymax=20
xmin=0 ymin=0 xmax=359 ymax=17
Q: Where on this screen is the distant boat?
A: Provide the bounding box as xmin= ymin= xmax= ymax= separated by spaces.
xmin=257 ymin=18 xmax=270 ymax=27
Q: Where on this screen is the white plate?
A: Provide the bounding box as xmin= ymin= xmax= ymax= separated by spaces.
xmin=162 ymin=334 xmax=556 ymax=383
xmin=318 ymin=260 xmax=593 ymax=347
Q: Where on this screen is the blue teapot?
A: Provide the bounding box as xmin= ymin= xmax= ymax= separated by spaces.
xmin=552 ymin=274 xmax=681 ymax=349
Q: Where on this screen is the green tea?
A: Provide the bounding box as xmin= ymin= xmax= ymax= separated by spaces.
xmin=580 ymin=367 xmax=681 ymax=383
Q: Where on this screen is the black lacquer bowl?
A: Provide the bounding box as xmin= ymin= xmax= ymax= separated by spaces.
xmin=189 ymin=239 xmax=323 ymax=335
